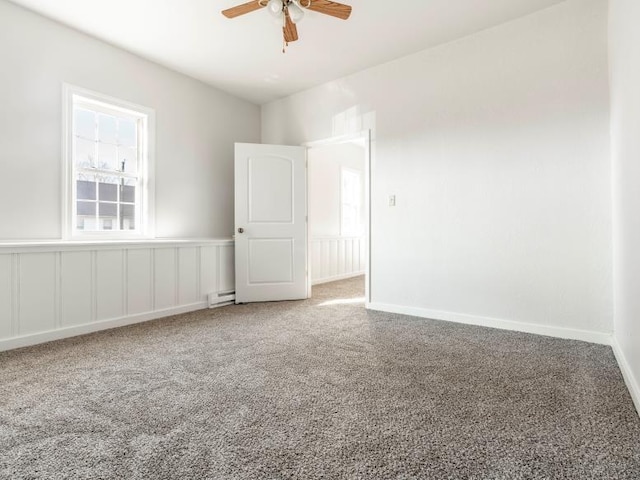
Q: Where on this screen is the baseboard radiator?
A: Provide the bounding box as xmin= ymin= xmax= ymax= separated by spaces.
xmin=208 ymin=291 xmax=235 ymax=307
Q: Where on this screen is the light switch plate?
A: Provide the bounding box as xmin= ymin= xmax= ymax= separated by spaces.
xmin=389 ymin=195 xmax=396 ymax=207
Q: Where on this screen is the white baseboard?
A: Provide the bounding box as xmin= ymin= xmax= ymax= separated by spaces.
xmin=0 ymin=302 xmax=208 ymax=352
xmin=367 ymin=302 xmax=612 ymax=345
xmin=312 ymin=271 xmax=365 ymax=286
xmin=611 ymin=337 xmax=640 ymax=417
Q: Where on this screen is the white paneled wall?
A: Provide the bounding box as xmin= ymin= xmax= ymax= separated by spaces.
xmin=311 ymin=236 xmax=366 ymax=285
xmin=0 ymin=240 xmax=234 ymax=351
xmin=0 ymin=255 xmax=11 ymax=339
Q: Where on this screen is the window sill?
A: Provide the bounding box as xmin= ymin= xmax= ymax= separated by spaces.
xmin=0 ymin=238 xmax=234 ymax=253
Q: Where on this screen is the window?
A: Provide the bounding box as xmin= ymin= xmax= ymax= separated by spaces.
xmin=63 ymin=85 xmax=154 ymax=239
xmin=341 ymin=168 xmax=363 ymax=236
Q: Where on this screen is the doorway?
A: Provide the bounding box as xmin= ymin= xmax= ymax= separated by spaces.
xmin=305 ymin=132 xmax=371 ymax=303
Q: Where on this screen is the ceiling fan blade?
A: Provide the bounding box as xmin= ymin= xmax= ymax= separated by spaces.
xmin=306 ymin=0 xmax=352 ymax=20
xmin=283 ymin=9 xmax=299 ymax=42
xmin=222 ymin=0 xmax=264 ymax=19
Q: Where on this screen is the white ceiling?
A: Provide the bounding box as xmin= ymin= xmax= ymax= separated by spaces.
xmin=8 ymin=0 xmax=566 ymax=105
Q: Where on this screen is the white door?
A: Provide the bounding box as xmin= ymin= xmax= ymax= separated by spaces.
xmin=234 ymin=143 xmax=308 ymax=303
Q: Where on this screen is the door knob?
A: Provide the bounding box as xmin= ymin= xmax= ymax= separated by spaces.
xmin=238 ymin=227 xmax=244 ymax=234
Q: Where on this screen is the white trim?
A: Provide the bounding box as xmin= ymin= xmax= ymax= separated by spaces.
xmin=312 ymin=271 xmax=364 ymax=286
xmin=302 ymin=132 xmax=368 ymax=149
xmin=0 ymin=238 xmax=233 ymax=253
xmin=61 ymin=83 xmax=156 ymax=240
xmin=65 ymin=84 xmax=156 ymax=119
xmin=363 ymin=131 xmax=372 ymax=306
xmin=611 ymin=337 xmax=640 ymax=417
xmin=311 ymin=235 xmax=364 ymax=241
xmin=0 ymin=302 xmax=208 ymax=352
xmin=62 ymin=84 xmax=73 ymax=239
xmin=367 ymin=302 xmax=613 ymax=345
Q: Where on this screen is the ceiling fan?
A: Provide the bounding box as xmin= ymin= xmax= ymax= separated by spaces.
xmin=222 ymin=0 xmax=352 ymax=51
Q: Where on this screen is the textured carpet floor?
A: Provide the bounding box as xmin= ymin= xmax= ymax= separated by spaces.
xmin=1 ymin=276 xmax=639 ymax=479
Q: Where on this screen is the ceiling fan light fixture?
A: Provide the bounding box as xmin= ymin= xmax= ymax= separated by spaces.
xmin=221 ymin=0 xmax=353 ymax=50
xmin=287 ymin=1 xmax=305 ymax=24
xmin=267 ymin=0 xmax=283 ymax=17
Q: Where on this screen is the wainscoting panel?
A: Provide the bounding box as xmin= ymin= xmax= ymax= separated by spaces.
xmin=329 ymin=241 xmax=339 ymax=278
xmin=344 ymin=241 xmax=353 ymax=276
xmin=219 ymin=245 xmax=235 ymax=293
xmin=154 ymin=248 xmax=177 ymax=311
xmin=200 ymin=246 xmax=219 ymax=299
xmin=19 ymin=253 xmax=57 ymax=336
xmin=0 ymin=239 xmax=234 ymax=351
xmin=127 ymin=249 xmax=153 ymax=315
xmin=311 ymin=236 xmax=365 ymax=285
xmin=61 ymin=251 xmax=93 ymax=328
xmin=178 ymin=247 xmax=198 ymax=305
xmin=96 ymin=250 xmax=124 ymax=321
xmin=0 ymin=255 xmax=11 ymax=338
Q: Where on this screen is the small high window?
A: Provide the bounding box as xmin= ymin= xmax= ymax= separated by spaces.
xmin=63 ymin=85 xmax=154 ymax=239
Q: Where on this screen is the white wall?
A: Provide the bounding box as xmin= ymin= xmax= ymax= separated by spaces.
xmin=610 ymin=0 xmax=640 ymax=412
xmin=0 ymin=0 xmax=260 ymax=240
xmin=309 ymin=143 xmax=365 ymax=238
xmin=263 ymin=0 xmax=613 ymax=340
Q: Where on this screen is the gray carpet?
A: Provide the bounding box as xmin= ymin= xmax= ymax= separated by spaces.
xmin=1 ymin=276 xmax=639 ymax=479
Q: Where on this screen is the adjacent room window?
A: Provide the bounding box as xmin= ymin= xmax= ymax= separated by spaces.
xmin=341 ymin=168 xmax=363 ymax=236
xmin=63 ymin=85 xmax=154 ymax=238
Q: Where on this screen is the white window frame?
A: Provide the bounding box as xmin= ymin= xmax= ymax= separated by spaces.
xmin=62 ymin=84 xmax=155 ymax=240
xmin=340 ymin=167 xmax=363 ymax=237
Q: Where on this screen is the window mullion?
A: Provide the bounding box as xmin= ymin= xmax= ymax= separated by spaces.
xmin=116 ymin=117 xmax=121 ymax=232
xmin=93 ymin=114 xmax=98 ymax=169
xmin=68 ymin=87 xmax=151 ymax=238
xmin=136 ymin=118 xmax=142 ymax=233
xmin=94 ymin=113 xmax=99 ymax=231
xmin=76 ymin=167 xmax=137 ymax=179
xmin=94 ymin=175 xmax=99 ymax=231
xmin=71 ymin=132 xmax=77 ymax=232
xmin=117 ymin=175 xmax=121 ymax=232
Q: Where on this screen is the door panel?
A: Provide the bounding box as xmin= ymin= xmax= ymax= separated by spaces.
xmin=249 ymin=156 xmax=293 ymax=223
xmin=235 ymin=143 xmax=307 ymax=303
xmin=248 ymin=238 xmax=294 ymax=284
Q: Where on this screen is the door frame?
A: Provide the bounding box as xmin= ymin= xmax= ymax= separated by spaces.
xmin=303 ymin=130 xmax=372 ymax=306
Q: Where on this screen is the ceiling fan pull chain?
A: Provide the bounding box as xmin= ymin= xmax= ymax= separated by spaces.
xmin=282 ymin=10 xmax=287 ymax=53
